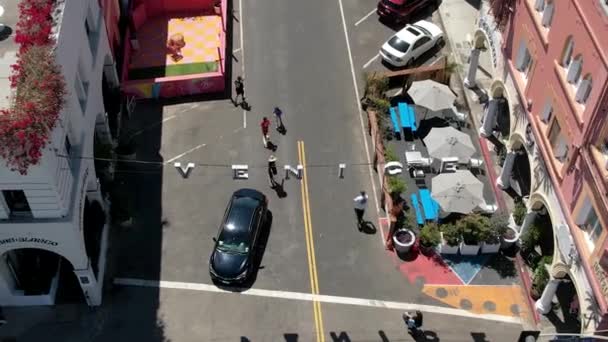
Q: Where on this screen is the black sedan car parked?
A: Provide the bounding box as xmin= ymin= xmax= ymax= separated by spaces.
xmin=209 ymin=189 xmax=268 ymax=284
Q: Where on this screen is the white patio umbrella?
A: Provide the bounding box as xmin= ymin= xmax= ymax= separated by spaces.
xmin=431 ymin=171 xmax=485 ymax=214
xmin=423 ymin=126 xmax=476 ymax=162
xmin=407 ymin=80 xmax=456 ymax=112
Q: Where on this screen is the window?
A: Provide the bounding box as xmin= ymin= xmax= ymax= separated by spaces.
xmin=577 ymin=197 xmax=604 ymax=249
xmin=74 ymin=73 xmax=88 ymax=114
xmin=540 ymin=99 xmax=553 ymax=123
xmin=534 ymin=0 xmax=545 ymax=11
xmin=413 ymin=37 xmax=430 ymax=50
xmin=515 ymin=40 xmax=533 ymax=79
xmin=84 ymin=6 xmax=100 ymax=62
xmin=542 ymin=1 xmax=554 ymax=28
xmin=576 ymin=74 xmax=593 ymax=104
xmin=567 ymin=55 xmax=583 ymax=84
xmin=65 ymin=136 xmax=72 ymax=156
xmin=561 ymin=36 xmax=574 ymax=67
xmin=2 ymin=190 xmax=32 ymax=218
xmin=548 ymin=120 xmax=569 ymax=161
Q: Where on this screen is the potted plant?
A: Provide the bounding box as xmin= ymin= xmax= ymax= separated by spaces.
xmin=393 ymin=228 xmax=415 ymax=254
xmin=439 ymin=223 xmax=461 ymax=254
xmin=512 ymin=200 xmax=527 ymax=227
xmin=530 ymin=263 xmax=549 ymax=300
xmin=500 ymin=225 xmax=520 ymax=250
xmin=458 ymin=214 xmax=489 ymax=255
xmin=521 ymin=222 xmax=542 ymax=253
xmin=419 ymin=222 xmax=441 ymax=255
xmin=482 ymin=214 xmax=508 ymax=253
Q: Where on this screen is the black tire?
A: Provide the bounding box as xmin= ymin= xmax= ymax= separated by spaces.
xmin=437 ymin=37 xmax=445 ymax=48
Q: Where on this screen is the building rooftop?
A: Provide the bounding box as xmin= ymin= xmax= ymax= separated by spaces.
xmin=0 ymin=1 xmax=19 ymax=110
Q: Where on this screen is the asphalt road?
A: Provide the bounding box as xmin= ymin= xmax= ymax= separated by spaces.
xmin=0 ymin=1 xmax=523 ymax=342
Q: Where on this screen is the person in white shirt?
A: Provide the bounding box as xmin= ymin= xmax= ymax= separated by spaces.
xmin=353 ymin=191 xmax=368 ymax=230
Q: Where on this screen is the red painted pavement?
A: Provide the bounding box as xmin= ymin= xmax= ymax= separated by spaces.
xmin=398 ymin=249 xmax=462 ymax=285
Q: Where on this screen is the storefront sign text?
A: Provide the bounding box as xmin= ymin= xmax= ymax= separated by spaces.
xmin=593 ymin=261 xmax=608 ymax=298
xmin=0 ymin=237 xmax=58 ymax=246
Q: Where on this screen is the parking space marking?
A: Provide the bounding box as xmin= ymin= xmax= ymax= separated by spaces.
xmin=362 ymin=53 xmax=379 ymax=69
xmin=298 ymin=141 xmax=325 ymax=342
xmin=164 ymin=143 xmax=207 ymax=164
xmin=233 ymin=47 xmax=241 ymax=54
xmin=113 ymin=277 xmax=522 ymax=324
xmin=338 ymin=0 xmax=385 ymax=245
xmin=354 ymin=8 xmax=377 ymax=27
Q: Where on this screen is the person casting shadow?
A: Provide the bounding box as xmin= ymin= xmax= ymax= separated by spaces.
xmin=273 ymin=107 xmax=287 ymax=135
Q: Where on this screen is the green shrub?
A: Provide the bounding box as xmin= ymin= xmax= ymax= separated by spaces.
xmin=441 ymin=223 xmax=461 ymax=246
xmin=420 ymin=222 xmax=441 ymax=247
xmin=521 ymin=222 xmax=542 ymax=251
xmin=384 ymin=145 xmax=399 ymax=162
xmin=538 ymin=255 xmax=553 ymax=269
xmin=513 ymin=200 xmax=527 ymax=226
xmin=370 ymin=97 xmax=390 ymax=114
xmin=486 ymin=213 xmax=509 ymax=243
xmin=458 ymin=213 xmax=491 ymax=245
xmin=387 ymin=175 xmax=406 ymax=195
xmin=364 ymin=72 xmax=389 ymax=96
xmin=532 ymin=263 xmax=550 ymax=292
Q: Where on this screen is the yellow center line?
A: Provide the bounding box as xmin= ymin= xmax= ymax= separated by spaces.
xmin=298 ymin=141 xmax=325 ymax=342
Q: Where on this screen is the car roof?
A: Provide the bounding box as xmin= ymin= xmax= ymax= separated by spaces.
xmin=395 ymin=25 xmax=422 ymax=43
xmin=226 ymin=196 xmax=259 ymax=230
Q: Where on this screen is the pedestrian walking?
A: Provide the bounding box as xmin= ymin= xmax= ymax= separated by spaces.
xmin=273 ymin=107 xmax=287 ymax=135
xmin=234 ymin=76 xmax=245 ymax=106
xmin=353 ymin=191 xmax=368 ymax=230
xmin=273 ymin=107 xmax=283 ymax=126
xmin=261 ymin=117 xmax=271 ymax=147
xmin=268 ymin=155 xmax=278 ymax=187
xmin=402 ymin=311 xmax=423 ymax=337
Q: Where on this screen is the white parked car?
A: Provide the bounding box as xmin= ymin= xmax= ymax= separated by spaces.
xmin=379 ymin=20 xmax=444 ymax=68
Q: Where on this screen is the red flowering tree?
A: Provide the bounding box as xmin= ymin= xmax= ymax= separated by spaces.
xmin=0 ymin=0 xmax=66 ymax=174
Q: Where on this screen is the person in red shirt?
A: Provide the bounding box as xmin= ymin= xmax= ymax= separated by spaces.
xmin=261 ymin=117 xmax=271 ymax=147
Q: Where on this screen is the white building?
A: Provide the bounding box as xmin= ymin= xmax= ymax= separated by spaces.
xmin=0 ymin=0 xmax=120 ymax=306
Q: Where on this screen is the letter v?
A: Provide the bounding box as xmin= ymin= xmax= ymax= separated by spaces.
xmin=174 ymin=162 xmax=195 ymax=178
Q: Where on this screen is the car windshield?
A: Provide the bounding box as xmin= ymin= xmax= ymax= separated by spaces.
xmin=412 ymin=25 xmax=431 ymax=37
xmin=217 ymin=197 xmax=258 ymax=254
xmin=388 ymin=36 xmax=410 ymax=53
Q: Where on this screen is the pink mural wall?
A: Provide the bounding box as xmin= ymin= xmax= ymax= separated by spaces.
xmin=503 ymin=0 xmax=608 ymax=317
xmin=121 ymin=0 xmax=227 ymax=99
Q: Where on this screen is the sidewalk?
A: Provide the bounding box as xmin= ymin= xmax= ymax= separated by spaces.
xmin=435 ymin=0 xmax=538 ymax=330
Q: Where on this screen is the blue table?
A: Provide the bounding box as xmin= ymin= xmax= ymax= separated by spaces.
xmin=398 ymin=102 xmax=411 ymax=129
xmin=419 ymin=189 xmax=438 ymax=221
xmin=389 ymin=107 xmax=400 ymax=134
xmin=408 ymin=104 xmax=417 ymax=134
xmin=410 ymin=194 xmax=424 ymax=225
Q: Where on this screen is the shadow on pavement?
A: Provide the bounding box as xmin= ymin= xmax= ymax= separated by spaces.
xmin=101 ymin=100 xmax=168 ymax=341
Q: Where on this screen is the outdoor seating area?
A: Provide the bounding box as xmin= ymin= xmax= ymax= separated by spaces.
xmin=380 ymin=79 xmax=514 ymax=258
xmin=121 ymin=0 xmax=228 ymax=99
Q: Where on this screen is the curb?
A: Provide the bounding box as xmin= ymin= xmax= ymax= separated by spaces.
xmin=435 ymin=3 xmax=540 ymax=328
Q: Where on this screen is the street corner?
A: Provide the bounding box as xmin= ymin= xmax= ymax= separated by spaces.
xmin=421 ymin=284 xmax=531 ymax=322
